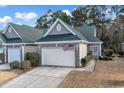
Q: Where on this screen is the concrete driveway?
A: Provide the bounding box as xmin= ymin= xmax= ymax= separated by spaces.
xmin=1 ymin=67 xmax=74 ymax=88
xmin=1 ymin=60 xmax=96 ymax=88
xmin=0 ymin=64 xmax=10 ymax=71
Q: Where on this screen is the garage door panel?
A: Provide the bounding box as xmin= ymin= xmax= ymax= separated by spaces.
xmin=42 ymin=47 xmax=75 ymax=67
xmin=8 ymin=48 xmax=21 ymax=63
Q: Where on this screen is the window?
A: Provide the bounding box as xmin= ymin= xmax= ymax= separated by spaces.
xmin=94 ymin=47 xmax=97 ymax=52
xmin=8 ymin=27 xmax=12 ymax=33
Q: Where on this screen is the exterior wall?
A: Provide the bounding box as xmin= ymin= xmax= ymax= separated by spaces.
xmin=3 ymin=45 xmax=39 ymax=63
xmin=79 ymin=43 xmax=87 ymax=59
xmin=122 ymin=44 xmax=124 ymax=52
xmin=49 ymin=21 xmax=71 ymax=35
xmin=5 ymin=26 xmax=19 ymax=39
xmin=24 ymin=45 xmax=39 ymax=55
xmin=88 ymin=44 xmax=101 ymax=59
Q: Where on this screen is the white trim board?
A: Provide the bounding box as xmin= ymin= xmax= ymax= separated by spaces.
xmin=88 ymin=42 xmax=103 ymax=44
xmin=35 ymin=40 xmax=83 ymax=44
xmin=43 ymin=18 xmax=76 ymax=37
xmin=3 ymin=43 xmax=36 ymax=45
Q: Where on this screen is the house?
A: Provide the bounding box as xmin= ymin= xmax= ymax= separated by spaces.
xmin=35 ymin=19 xmax=102 ymax=67
xmin=0 ymin=18 xmax=102 ymax=67
xmin=0 ymin=23 xmax=45 ymax=63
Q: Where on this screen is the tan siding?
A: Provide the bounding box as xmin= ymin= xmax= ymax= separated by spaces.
xmin=24 ymin=46 xmax=39 ymax=55
xmin=79 ymin=43 xmax=87 ymax=60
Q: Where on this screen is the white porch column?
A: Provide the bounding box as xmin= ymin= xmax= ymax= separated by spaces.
xmin=99 ymin=44 xmax=102 ymax=56
xmin=3 ymin=45 xmax=7 ymax=63
xmin=21 ymin=45 xmax=24 ymax=61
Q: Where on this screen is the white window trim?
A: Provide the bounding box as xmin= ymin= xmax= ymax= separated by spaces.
xmin=43 ymin=18 xmax=76 ymax=37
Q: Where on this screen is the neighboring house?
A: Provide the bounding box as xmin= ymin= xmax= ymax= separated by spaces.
xmin=122 ymin=42 xmax=124 ymax=52
xmin=0 ymin=18 xmax=102 ymax=67
xmin=0 ymin=23 xmax=45 ymax=63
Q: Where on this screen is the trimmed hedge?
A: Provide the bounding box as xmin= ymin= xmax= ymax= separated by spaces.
xmin=104 ymin=49 xmax=114 ymax=57
xmin=25 ymin=52 xmax=39 ymax=66
xmin=84 ymin=53 xmax=92 ymax=63
xmin=99 ymin=56 xmax=113 ymax=61
xmin=81 ymin=53 xmax=92 ymax=67
xmin=9 ymin=61 xmax=20 ymax=69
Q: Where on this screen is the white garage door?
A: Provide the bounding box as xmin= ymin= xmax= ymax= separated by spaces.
xmin=8 ymin=48 xmax=21 ymax=63
xmin=42 ymin=47 xmax=75 ymax=67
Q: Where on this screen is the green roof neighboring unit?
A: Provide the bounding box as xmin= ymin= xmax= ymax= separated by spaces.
xmin=9 ymin=23 xmax=46 ymax=43
xmin=0 ymin=23 xmax=47 ymax=44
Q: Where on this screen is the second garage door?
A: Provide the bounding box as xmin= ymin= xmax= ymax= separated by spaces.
xmin=42 ymin=47 xmax=75 ymax=67
xmin=8 ymin=48 xmax=21 ymax=63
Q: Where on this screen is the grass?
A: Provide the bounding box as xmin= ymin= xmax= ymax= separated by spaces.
xmin=0 ymin=68 xmax=34 ymax=86
xmin=59 ymin=57 xmax=124 ymax=88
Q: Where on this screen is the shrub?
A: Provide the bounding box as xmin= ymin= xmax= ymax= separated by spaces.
xmin=85 ymin=53 xmax=92 ymax=63
xmin=9 ymin=61 xmax=20 ymax=69
xmin=0 ymin=53 xmax=4 ymax=62
xmin=21 ymin=60 xmax=31 ymax=70
xmin=25 ymin=52 xmax=39 ymax=66
xmin=99 ymin=56 xmax=113 ymax=61
xmin=104 ymin=49 xmax=114 ymax=57
xmin=81 ymin=58 xmax=86 ymax=67
xmin=81 ymin=53 xmax=92 ymax=67
xmin=118 ymin=51 xmax=124 ymax=56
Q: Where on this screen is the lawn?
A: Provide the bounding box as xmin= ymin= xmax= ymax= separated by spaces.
xmin=59 ymin=57 xmax=124 ymax=88
xmin=0 ymin=69 xmax=28 ymax=86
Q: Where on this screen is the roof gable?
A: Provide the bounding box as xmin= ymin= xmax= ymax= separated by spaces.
xmin=43 ymin=18 xmax=76 ymax=37
xmin=4 ymin=25 xmax=21 ymax=39
xmin=3 ymin=24 xmax=22 ymax=39
xmin=48 ymin=21 xmax=72 ymax=35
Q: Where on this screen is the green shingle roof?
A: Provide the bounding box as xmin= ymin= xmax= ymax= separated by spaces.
xmin=62 ymin=22 xmax=88 ymax=42
xmin=9 ymin=23 xmax=46 ymax=43
xmin=38 ymin=34 xmax=81 ymax=42
xmin=75 ymin=26 xmax=101 ymax=42
xmin=0 ymin=33 xmax=22 ymax=43
xmin=37 ymin=20 xmax=101 ymax=43
xmin=0 ymin=18 xmax=101 ymax=44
